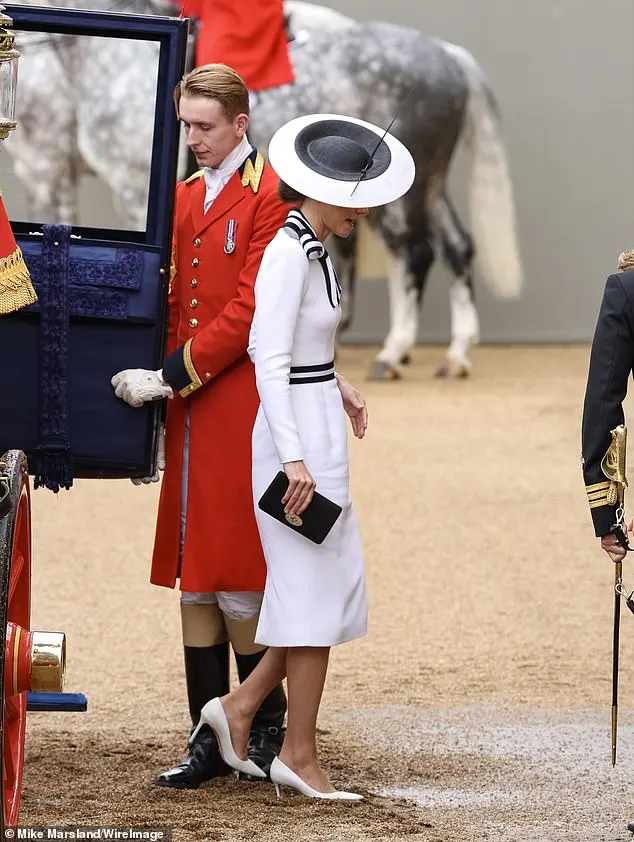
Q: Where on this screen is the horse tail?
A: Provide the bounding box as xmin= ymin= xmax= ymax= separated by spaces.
xmin=441 ymin=41 xmax=522 ymax=298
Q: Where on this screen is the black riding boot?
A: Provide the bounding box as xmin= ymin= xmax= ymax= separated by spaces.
xmin=234 ymin=650 xmax=287 ymax=781
xmin=155 ymin=643 xmax=231 ymax=789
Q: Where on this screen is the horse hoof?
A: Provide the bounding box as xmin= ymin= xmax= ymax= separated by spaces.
xmin=368 ymin=361 xmax=402 ymax=381
xmin=434 ymin=360 xmax=471 ymax=379
xmin=399 ymin=353 xmax=412 ymax=366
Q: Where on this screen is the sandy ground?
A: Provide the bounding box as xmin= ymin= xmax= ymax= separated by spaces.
xmin=14 ymin=345 xmax=634 ymax=841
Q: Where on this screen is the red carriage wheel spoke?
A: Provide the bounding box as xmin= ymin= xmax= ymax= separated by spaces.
xmin=1 ymin=457 xmax=31 ymax=830
xmin=7 ymin=553 xmax=24 ymax=607
xmin=3 ymin=733 xmax=15 ymax=788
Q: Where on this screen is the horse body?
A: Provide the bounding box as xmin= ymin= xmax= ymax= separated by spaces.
xmin=7 ymin=0 xmax=162 ymax=228
xmin=6 ymin=0 xmax=522 ymax=378
xmin=249 ymin=15 xmax=521 ymax=376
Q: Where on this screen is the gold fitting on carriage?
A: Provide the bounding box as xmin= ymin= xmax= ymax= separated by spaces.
xmin=0 ymin=5 xmax=20 ymax=141
xmin=29 ymin=631 xmax=66 ymax=693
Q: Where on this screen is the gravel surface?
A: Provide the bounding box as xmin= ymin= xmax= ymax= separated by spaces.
xmin=16 ymin=346 xmax=634 ymax=841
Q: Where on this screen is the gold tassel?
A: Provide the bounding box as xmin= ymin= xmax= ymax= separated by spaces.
xmin=0 ymin=246 xmax=38 ymax=316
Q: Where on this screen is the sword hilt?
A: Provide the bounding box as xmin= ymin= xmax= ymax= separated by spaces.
xmin=613 ymin=524 xmax=631 ymax=551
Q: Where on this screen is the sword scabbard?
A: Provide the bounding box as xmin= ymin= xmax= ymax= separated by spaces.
xmin=612 ymin=560 xmax=623 ymax=766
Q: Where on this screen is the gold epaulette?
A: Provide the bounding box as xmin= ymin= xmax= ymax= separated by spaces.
xmin=184 ymin=170 xmax=204 ymax=185
xmin=0 ymin=246 xmax=38 ymax=316
xmin=586 ymin=481 xmax=613 ymax=509
xmin=241 ymin=152 xmax=264 ymax=195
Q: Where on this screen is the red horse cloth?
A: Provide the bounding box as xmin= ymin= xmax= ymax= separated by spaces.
xmin=182 ymin=0 xmax=294 ymax=92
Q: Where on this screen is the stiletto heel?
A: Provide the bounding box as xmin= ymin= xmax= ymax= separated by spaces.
xmin=269 ymin=757 xmax=364 ymax=800
xmin=189 ymin=719 xmax=204 ymax=744
xmin=274 ymin=781 xmax=282 ymax=799
xmin=189 ymin=697 xmax=266 ymax=779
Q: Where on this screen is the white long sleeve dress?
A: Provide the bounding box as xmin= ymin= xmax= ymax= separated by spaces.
xmin=248 ymin=209 xmax=368 ymax=647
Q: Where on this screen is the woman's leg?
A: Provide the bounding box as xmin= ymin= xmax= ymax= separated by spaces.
xmin=278 ymin=646 xmax=334 ymax=792
xmin=221 ymin=647 xmax=287 ymax=759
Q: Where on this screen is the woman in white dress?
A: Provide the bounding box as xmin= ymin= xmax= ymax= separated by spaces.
xmin=190 ymin=113 xmax=415 ymax=799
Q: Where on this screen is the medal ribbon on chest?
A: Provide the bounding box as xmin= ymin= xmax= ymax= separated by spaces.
xmin=224 ymin=219 xmax=237 ymax=254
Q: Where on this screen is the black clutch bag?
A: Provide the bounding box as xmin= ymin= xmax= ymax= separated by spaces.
xmin=258 ymin=471 xmax=342 ymax=544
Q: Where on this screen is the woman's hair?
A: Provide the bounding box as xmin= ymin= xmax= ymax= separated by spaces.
xmin=618 ymin=250 xmax=634 ymax=271
xmin=174 ymin=63 xmax=250 ymax=119
xmin=278 ymin=180 xmax=307 ymax=206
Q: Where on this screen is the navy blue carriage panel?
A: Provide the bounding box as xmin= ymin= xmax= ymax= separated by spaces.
xmin=0 ymin=224 xmax=167 ymax=487
xmin=0 ymin=5 xmax=188 ymax=490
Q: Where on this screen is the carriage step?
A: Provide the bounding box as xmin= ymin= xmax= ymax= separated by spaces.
xmin=26 ymin=692 xmax=88 ymax=712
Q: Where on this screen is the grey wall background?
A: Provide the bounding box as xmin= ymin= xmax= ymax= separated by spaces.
xmin=2 ymin=0 xmax=633 ymax=344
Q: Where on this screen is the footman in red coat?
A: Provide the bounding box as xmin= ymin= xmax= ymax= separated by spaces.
xmin=111 ymin=64 xmax=289 ymax=789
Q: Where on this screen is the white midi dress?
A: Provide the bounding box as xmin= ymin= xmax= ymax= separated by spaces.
xmin=248 ymin=209 xmax=368 ymax=647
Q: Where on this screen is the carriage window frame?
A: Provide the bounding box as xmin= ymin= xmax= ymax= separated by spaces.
xmin=5 ymin=3 xmax=188 ymax=261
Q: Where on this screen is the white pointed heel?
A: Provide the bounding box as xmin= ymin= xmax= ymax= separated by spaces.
xmin=269 ymin=757 xmax=364 ymax=801
xmin=189 ymin=697 xmax=266 ymax=780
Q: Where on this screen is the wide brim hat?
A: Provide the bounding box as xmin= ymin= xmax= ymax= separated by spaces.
xmin=268 ymin=113 xmax=415 ymax=208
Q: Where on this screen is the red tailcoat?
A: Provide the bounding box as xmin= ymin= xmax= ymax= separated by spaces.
xmin=182 ymin=0 xmax=293 ymax=91
xmin=151 ymin=152 xmax=288 ymax=592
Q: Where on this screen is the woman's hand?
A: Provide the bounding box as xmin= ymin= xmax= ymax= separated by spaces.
xmin=336 ymin=373 xmax=368 ymax=439
xmin=282 ymin=460 xmax=316 ymax=515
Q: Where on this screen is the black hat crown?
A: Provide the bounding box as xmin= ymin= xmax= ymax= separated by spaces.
xmin=294 ymin=119 xmax=391 ymax=183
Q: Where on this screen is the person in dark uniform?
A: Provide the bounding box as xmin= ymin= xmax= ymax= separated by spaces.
xmin=582 ymin=250 xmax=634 ymax=562
xmin=582 ymin=250 xmax=634 ymax=834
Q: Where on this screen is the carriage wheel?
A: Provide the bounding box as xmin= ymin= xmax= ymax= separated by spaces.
xmin=0 ymin=451 xmax=32 ymax=833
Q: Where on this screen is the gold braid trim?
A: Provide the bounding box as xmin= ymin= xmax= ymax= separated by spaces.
xmin=168 ymin=242 xmax=177 ymax=296
xmin=0 ymin=246 xmax=38 ymax=316
xmin=241 ymin=152 xmax=264 ymax=194
xmin=179 ymin=338 xmax=204 ymax=398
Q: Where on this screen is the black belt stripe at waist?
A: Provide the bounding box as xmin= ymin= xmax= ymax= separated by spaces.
xmin=289 ymin=360 xmax=335 ymax=385
xmin=289 ymin=372 xmax=335 ymax=385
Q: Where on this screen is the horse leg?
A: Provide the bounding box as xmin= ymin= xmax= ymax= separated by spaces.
xmin=14 ymin=153 xmax=76 ymax=225
xmin=434 ymin=194 xmax=479 ymax=379
xmin=370 ymin=232 xmax=435 ymax=381
xmin=55 ymin=158 xmax=80 ymax=226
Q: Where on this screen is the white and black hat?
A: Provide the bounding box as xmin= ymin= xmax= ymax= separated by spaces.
xmin=268 ymin=113 xmax=415 ymax=208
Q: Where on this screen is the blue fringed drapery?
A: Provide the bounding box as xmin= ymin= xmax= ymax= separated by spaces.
xmin=24 ymin=226 xmax=146 ymax=492
xmin=33 ymin=225 xmax=73 ymax=493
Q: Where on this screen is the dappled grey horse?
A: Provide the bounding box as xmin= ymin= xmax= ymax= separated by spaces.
xmin=7 ymin=0 xmax=171 ymax=230
xmin=6 ymin=0 xmax=522 ymax=378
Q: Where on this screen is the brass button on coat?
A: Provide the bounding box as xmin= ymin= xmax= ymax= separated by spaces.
xmin=191 ymin=279 xmax=198 ymax=288
xmin=190 ymin=299 xmax=198 ymax=309
xmin=189 ymin=318 xmax=198 ymax=328
xmin=192 ymin=257 xmax=199 ymax=267
xmin=193 ymin=237 xmax=202 ymax=247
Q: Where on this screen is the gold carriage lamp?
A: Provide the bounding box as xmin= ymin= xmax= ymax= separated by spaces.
xmin=0 ymin=4 xmax=19 ymax=141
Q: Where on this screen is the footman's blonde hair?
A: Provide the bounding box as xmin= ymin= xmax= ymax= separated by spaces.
xmin=174 ymin=63 xmax=250 ymax=119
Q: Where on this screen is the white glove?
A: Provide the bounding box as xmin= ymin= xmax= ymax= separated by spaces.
xmin=131 ymin=423 xmax=166 ymax=485
xmin=111 ymin=368 xmax=173 ymax=408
